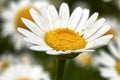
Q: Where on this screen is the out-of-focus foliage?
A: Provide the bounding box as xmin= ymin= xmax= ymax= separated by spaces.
xmin=0 ymin=0 xmax=120 ymax=80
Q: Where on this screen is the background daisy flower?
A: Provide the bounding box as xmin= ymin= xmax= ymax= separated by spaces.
xmin=74 ymin=53 xmax=97 ymax=68
xmin=95 ymin=37 xmax=120 ymax=80
xmin=1 ymin=0 xmax=50 ymax=49
xmin=0 ymin=64 xmax=50 ymax=80
xmin=0 ymin=52 xmax=37 ymax=74
xmin=0 ymin=53 xmax=19 ymax=73
xmin=103 ymin=16 xmax=120 ymax=40
xmin=18 ymin=3 xmax=112 ymax=55
xmin=19 ymin=52 xmax=36 ymax=65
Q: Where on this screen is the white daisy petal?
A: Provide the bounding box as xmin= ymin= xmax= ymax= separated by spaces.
xmin=108 ymin=42 xmax=120 ymax=59
xmin=0 ymin=64 xmax=50 ymax=80
xmin=86 ymin=25 xmax=111 ymax=41
xmin=21 ymin=18 xmax=44 ymax=37
xmin=97 ymin=51 xmax=116 ymax=67
xmin=46 ymin=50 xmax=61 ymax=55
xmin=40 ymin=6 xmax=56 ymax=31
xmin=47 ymin=49 xmax=94 ymax=55
xmin=73 ymin=50 xmax=95 ymax=54
xmin=24 ymin=38 xmax=45 ymax=45
xmin=75 ymin=9 xmax=89 ymax=33
xmin=100 ymin=51 xmax=115 ymax=63
xmin=30 ymin=8 xmax=49 ymax=32
xmin=82 ymin=12 xmax=98 ymax=32
xmin=86 ymin=35 xmax=113 ymax=49
xmin=46 ymin=5 xmax=59 ymax=30
xmin=59 ymin=3 xmax=69 ymax=28
xmin=68 ymin=7 xmax=82 ymax=30
xmin=109 ymin=75 xmax=120 ymax=80
xmin=1 ymin=0 xmax=50 ymax=49
xmin=46 ymin=5 xmax=59 ymax=29
xmin=18 ymin=28 xmax=44 ymax=38
xmin=99 ymin=68 xmax=117 ymax=78
xmin=84 ymin=18 xmax=105 ymax=38
xmin=46 ymin=50 xmax=75 ymax=55
xmin=73 ymin=49 xmax=95 ymax=53
xmin=30 ymin=46 xmax=52 ymax=51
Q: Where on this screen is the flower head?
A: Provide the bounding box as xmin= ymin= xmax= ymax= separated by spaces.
xmin=19 ymin=52 xmax=35 ymax=65
xmin=0 ymin=64 xmax=50 ymax=80
xmin=2 ymin=0 xmax=50 ymax=49
xmin=18 ymin=3 xmax=112 ymax=55
xmin=95 ymin=37 xmax=120 ymax=80
xmin=103 ymin=16 xmax=120 ymax=40
xmin=0 ymin=54 xmax=19 ymax=73
xmin=74 ymin=53 xmax=93 ymax=67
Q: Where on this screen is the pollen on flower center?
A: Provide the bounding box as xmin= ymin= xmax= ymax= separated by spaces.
xmin=45 ymin=28 xmax=86 ymax=51
xmin=115 ymin=60 xmax=120 ymax=74
xmin=16 ymin=77 xmax=32 ymax=80
xmin=14 ymin=6 xmax=35 ymax=30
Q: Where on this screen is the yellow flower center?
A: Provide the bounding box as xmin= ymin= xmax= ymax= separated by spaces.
xmin=104 ymin=28 xmax=117 ymax=40
xmin=16 ymin=77 xmax=32 ymax=80
xmin=0 ymin=60 xmax=10 ymax=70
xmin=14 ymin=6 xmax=35 ymax=30
xmin=77 ymin=53 xmax=92 ymax=66
xmin=115 ymin=60 xmax=120 ymax=74
xmin=45 ymin=28 xmax=86 ymax=51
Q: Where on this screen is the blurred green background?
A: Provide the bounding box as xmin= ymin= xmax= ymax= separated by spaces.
xmin=0 ymin=0 xmax=120 ymax=80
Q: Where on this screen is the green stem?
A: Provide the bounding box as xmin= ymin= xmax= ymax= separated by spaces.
xmin=56 ymin=59 xmax=66 ymax=80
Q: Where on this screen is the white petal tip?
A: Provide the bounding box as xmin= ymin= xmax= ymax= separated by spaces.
xmin=108 ymin=35 xmax=113 ymax=39
xmin=30 ymin=46 xmax=38 ymax=51
xmin=30 ymin=8 xmax=34 ymax=11
xmin=21 ymin=17 xmax=25 ymax=20
xmin=101 ymin=18 xmax=106 ymax=22
xmin=30 ymin=8 xmax=36 ymax=14
xmin=17 ymin=28 xmax=23 ymax=32
xmin=83 ymin=8 xmax=89 ymax=11
xmin=94 ymin=12 xmax=99 ymax=16
xmin=61 ymin=2 xmax=67 ymax=5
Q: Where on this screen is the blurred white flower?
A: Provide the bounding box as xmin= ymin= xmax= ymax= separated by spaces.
xmin=18 ymin=3 xmax=112 ymax=55
xmin=96 ymin=37 xmax=120 ymax=80
xmin=1 ymin=0 xmax=50 ymax=49
xmin=0 ymin=64 xmax=50 ymax=80
xmin=74 ymin=53 xmax=96 ymax=68
xmin=0 ymin=54 xmax=19 ymax=73
xmin=103 ymin=16 xmax=120 ymax=40
xmin=19 ymin=52 xmax=35 ymax=65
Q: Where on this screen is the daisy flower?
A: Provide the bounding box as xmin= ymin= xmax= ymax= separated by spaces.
xmin=0 ymin=64 xmax=50 ymax=80
xmin=19 ymin=52 xmax=35 ymax=65
xmin=2 ymin=0 xmax=50 ymax=49
xmin=0 ymin=54 xmax=19 ymax=73
xmin=95 ymin=37 xmax=120 ymax=80
xmin=74 ymin=53 xmax=96 ymax=67
xmin=18 ymin=3 xmax=112 ymax=55
xmin=103 ymin=16 xmax=119 ymax=40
